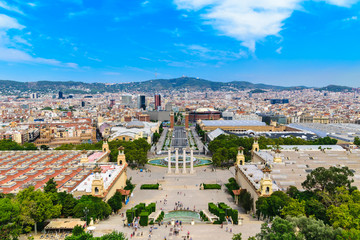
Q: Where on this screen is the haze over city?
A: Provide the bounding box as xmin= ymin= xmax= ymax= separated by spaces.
xmin=0 ymin=0 xmax=360 ymax=86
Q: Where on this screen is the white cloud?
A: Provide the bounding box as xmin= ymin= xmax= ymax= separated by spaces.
xmin=0 ymin=14 xmax=24 ymax=29
xmin=68 ymin=9 xmax=92 ymax=18
xmin=0 ymin=1 xmax=24 ymax=15
xmin=103 ymin=71 xmax=121 ymax=76
xmin=0 ymin=14 xmax=78 ymax=68
xmin=174 ymin=0 xmax=360 ymax=52
xmin=343 ymin=15 xmax=358 ymax=21
xmin=175 ymin=43 xmax=247 ymax=60
xmin=276 ymin=46 xmax=283 ymax=54
xmin=0 ymin=47 xmax=77 ymax=68
xmin=322 ymin=0 xmax=359 ymax=7
xmin=141 ymin=1 xmax=150 ymax=7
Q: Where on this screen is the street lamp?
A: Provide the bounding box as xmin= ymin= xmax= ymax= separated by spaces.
xmin=83 ymin=207 xmax=89 ymax=227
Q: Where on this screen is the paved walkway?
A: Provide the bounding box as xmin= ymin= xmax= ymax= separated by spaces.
xmin=92 ymin=165 xmax=263 ymax=239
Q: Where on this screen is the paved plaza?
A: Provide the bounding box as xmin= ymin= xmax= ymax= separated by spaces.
xmin=92 ymin=165 xmax=263 ymax=239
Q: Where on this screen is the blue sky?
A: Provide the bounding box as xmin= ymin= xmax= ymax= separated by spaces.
xmin=0 ymin=0 xmax=360 ymax=87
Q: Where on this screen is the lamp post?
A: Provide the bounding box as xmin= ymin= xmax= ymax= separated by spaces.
xmin=83 ymin=207 xmax=89 ymax=227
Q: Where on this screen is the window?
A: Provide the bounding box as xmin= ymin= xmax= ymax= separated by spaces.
xmin=94 ymin=187 xmax=99 ymax=194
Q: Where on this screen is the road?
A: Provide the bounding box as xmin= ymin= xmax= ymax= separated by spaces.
xmin=171 ymin=126 xmax=188 ymax=150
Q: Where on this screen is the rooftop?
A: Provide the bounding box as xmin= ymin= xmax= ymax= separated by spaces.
xmin=202 ymin=120 xmax=266 ymax=127
xmin=250 ymin=147 xmax=360 ymax=191
xmin=0 ymin=150 xmax=106 ymax=194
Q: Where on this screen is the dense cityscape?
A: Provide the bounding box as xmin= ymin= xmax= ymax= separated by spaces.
xmin=1 ymin=79 xmax=360 ymax=240
xmin=1 ymin=0 xmax=360 ymax=239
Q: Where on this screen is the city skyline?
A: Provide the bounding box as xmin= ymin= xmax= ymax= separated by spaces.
xmin=0 ymin=0 xmax=360 ymax=86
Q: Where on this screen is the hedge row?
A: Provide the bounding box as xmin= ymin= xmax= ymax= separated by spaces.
xmin=126 ymin=202 xmax=156 ymax=226
xmin=218 ymin=202 xmax=238 ymax=224
xmin=208 ymin=203 xmax=224 ymax=222
xmin=140 ymin=211 xmax=149 ymax=226
xmin=156 ymin=211 xmax=165 ymax=222
xmin=199 ymin=211 xmax=209 ymax=222
xmin=140 ymin=184 xmax=159 ymax=190
xmin=203 ymin=184 xmax=221 ymax=190
xmin=208 ymin=202 xmax=238 ymax=224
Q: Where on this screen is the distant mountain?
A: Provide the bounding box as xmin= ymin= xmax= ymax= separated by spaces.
xmin=315 ymin=85 xmax=353 ymax=92
xmin=0 ymin=77 xmax=356 ymax=95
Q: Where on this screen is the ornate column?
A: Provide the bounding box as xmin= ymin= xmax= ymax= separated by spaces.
xmin=182 ymin=149 xmax=186 ymax=174
xmin=175 ymin=148 xmax=179 ymax=174
xmin=190 ymin=149 xmax=194 ymax=174
xmin=168 ymin=149 xmax=171 ymax=174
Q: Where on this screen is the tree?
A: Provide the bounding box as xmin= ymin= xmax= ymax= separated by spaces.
xmin=100 ymin=231 xmax=127 ymax=240
xmin=304 ymin=198 xmax=328 ymax=224
xmin=232 ymin=233 xmax=242 ymax=240
xmin=354 ymin=136 xmax=360 ymax=146
xmin=256 ymin=191 xmax=291 ymax=220
xmin=338 ymin=228 xmax=360 ymax=240
xmin=72 ymin=225 xmax=85 ymax=236
xmin=17 ymin=186 xmax=61 ymax=234
xmin=0 ymin=140 xmax=24 ymax=150
xmin=44 ymin=178 xmax=58 ymax=194
xmin=0 ymin=198 xmax=21 ymax=240
xmin=40 ymin=145 xmax=49 ymax=150
xmin=23 ymin=142 xmax=38 ymax=150
xmin=255 ymin=217 xmax=303 ymax=240
xmin=58 ymin=191 xmax=78 ymax=217
xmin=302 ymin=166 xmax=354 ymax=194
xmin=239 ymin=191 xmax=253 ymax=213
xmin=152 ymin=132 xmax=160 ymax=144
xmin=124 ymin=177 xmax=135 ymax=192
xmin=287 ymin=216 xmax=342 ymax=240
xmin=73 ymin=195 xmax=111 ymax=222
xmin=65 ymin=231 xmax=127 ymax=240
xmin=326 ymin=188 xmax=360 ymax=230
xmin=107 ymin=192 xmax=122 ymax=213
xmin=281 ymin=199 xmax=306 ymax=218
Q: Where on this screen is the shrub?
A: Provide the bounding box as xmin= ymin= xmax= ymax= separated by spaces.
xmin=148 ymin=202 xmax=156 ymax=213
xmin=156 ymin=211 xmax=165 ymax=222
xmin=126 ymin=209 xmax=135 ymax=223
xmin=199 ymin=211 xmax=209 ymax=221
xmin=134 ymin=203 xmax=145 ymax=217
xmin=140 ymin=184 xmax=159 ymax=190
xmin=140 ymin=211 xmax=149 ymax=226
xmin=225 ymin=178 xmax=240 ymax=197
xmin=208 ymin=203 xmax=220 ymax=216
xmin=232 ymin=209 xmax=238 ymax=224
xmin=218 ymin=202 xmax=231 ymax=216
xmin=219 ymin=210 xmax=225 ymax=222
xmin=203 ymin=184 xmax=221 ymax=190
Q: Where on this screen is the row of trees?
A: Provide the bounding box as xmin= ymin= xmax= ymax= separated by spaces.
xmin=55 ymin=139 xmax=151 ymax=167
xmin=250 ymin=166 xmax=359 ymax=239
xmin=0 ymin=178 xmax=123 ymax=240
xmin=209 ymin=135 xmax=337 ymax=167
xmin=66 ymin=227 xmax=126 ymax=240
xmin=0 ymin=139 xmax=37 ymax=151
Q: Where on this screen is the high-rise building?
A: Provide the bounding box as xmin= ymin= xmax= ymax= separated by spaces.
xmin=110 ymin=99 xmax=115 ymax=108
xmin=122 ymin=95 xmax=132 ymax=106
xmin=30 ymin=93 xmax=39 ymax=99
xmin=137 ymin=95 xmax=146 ymax=110
xmin=58 ymin=91 xmax=63 ymax=99
xmin=154 ymin=94 xmax=161 ymax=110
